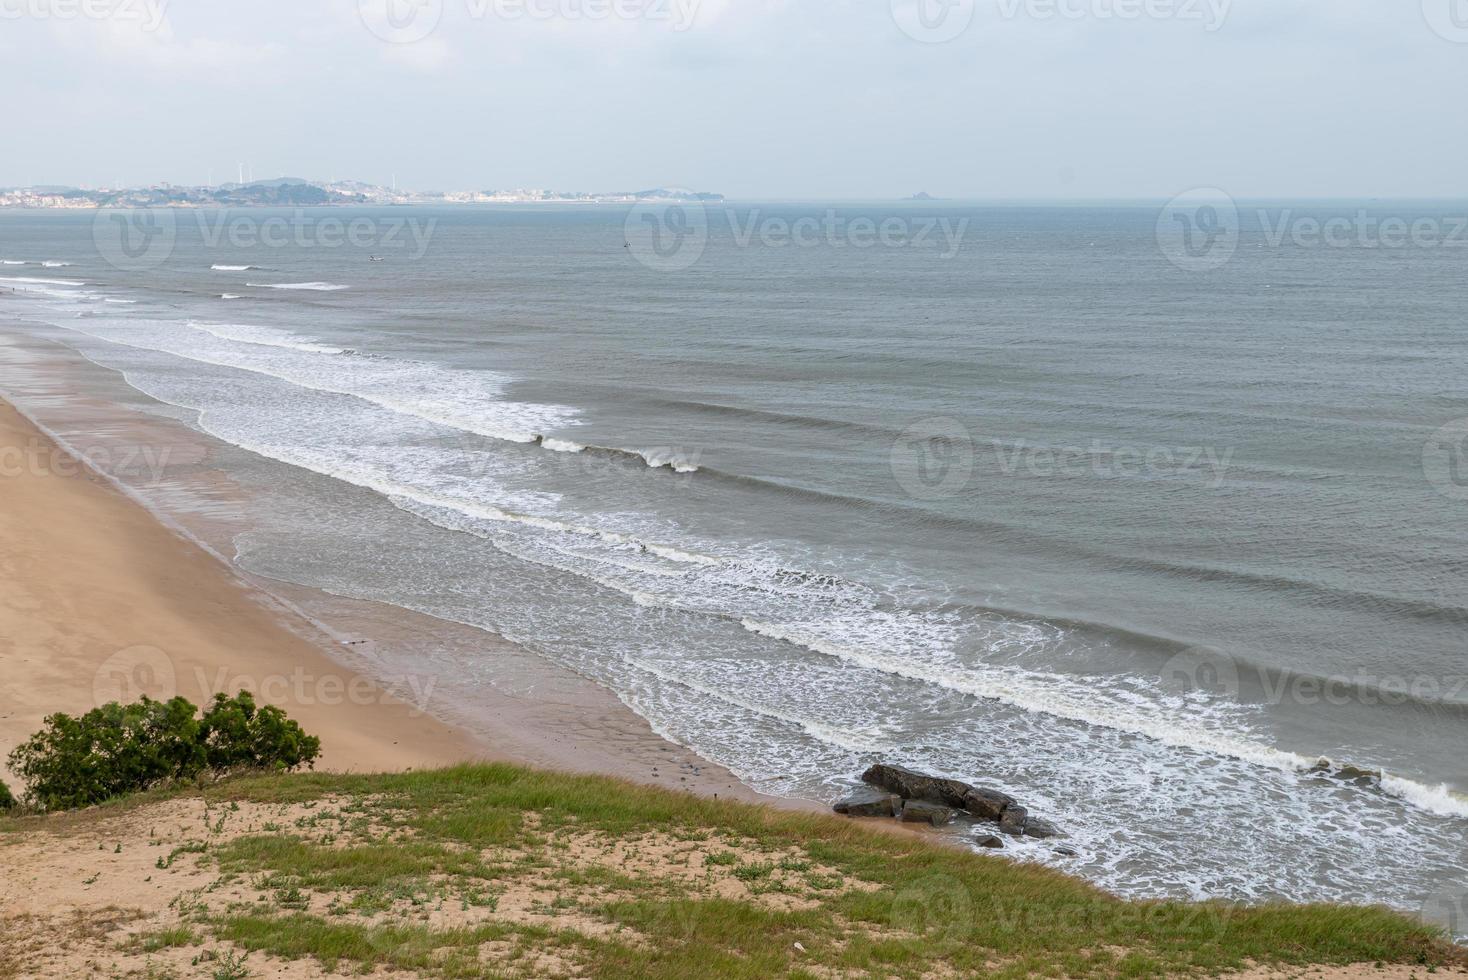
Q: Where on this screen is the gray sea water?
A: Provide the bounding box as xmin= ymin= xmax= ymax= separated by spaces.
xmin=2 ymin=204 xmax=1465 ymax=920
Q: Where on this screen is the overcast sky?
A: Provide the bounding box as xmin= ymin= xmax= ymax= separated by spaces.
xmin=2 ymin=0 xmax=1465 ymax=198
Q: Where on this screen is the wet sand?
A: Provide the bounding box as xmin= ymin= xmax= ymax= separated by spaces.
xmin=0 ymin=383 xmax=783 ymax=807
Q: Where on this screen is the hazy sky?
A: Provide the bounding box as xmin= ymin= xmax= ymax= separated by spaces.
xmin=2 ymin=0 xmax=1465 ymax=198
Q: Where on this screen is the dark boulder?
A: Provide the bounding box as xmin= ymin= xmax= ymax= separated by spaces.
xmin=998 ymin=805 xmax=1029 ymax=836
xmin=900 ymin=801 xmax=957 ymax=827
xmin=833 ymin=787 xmax=901 ymax=818
xmin=859 ymin=763 xmax=1062 ymax=838
xmin=1023 ymin=817 xmax=1063 ymax=840
xmin=1336 ymin=765 xmax=1382 ymax=785
xmin=1311 ymin=761 xmax=1382 ymax=785
xmin=975 ymin=834 xmax=1005 ymax=849
xmin=962 ymin=787 xmax=1016 ymax=821
xmin=862 ymin=765 xmax=972 ymax=809
xmin=862 ymin=764 xmax=1018 ymax=822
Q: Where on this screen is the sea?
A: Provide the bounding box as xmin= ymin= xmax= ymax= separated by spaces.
xmin=1 ymin=202 xmax=1464 ymax=926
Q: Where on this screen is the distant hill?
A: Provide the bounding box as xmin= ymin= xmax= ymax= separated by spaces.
xmin=1 ymin=179 xmax=724 ymax=209
xmin=636 ymin=188 xmax=725 ymax=201
xmin=217 ymin=177 xmax=314 ymax=191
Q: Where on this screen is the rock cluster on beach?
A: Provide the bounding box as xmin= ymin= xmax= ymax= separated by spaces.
xmin=833 ymin=764 xmax=1063 ymax=847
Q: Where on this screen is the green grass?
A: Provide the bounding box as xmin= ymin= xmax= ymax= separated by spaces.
xmin=3 ymin=762 xmax=1463 ymax=979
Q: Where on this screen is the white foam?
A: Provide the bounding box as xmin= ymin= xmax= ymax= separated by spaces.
xmin=211 ymin=264 xmax=259 ymax=271
xmin=50 ymin=312 xmax=581 ymax=459
xmin=104 ymin=298 xmax=137 ymax=304
xmin=0 ymin=276 xmax=86 ymax=286
xmin=0 ymin=276 xmax=96 ymax=301
xmin=220 ymin=294 xmax=241 ymax=300
xmin=41 ymin=261 xmax=72 ymax=267
xmin=641 ymin=449 xmax=700 ymax=473
xmin=1379 ymin=775 xmax=1468 ymax=819
xmin=740 ymin=618 xmax=1321 ymax=776
xmin=541 ymin=438 xmax=586 ymax=453
xmin=646 ymin=543 xmax=720 ymax=566
xmin=246 ymin=281 xmax=349 ymax=291
xmin=1 ymin=260 xmax=25 ymax=265
xmin=186 ymin=320 xmax=344 ymax=355
xmin=627 ymin=656 xmax=889 ymax=754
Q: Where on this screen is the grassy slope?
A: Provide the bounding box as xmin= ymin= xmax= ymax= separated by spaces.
xmin=2 ymin=763 xmax=1462 ymax=979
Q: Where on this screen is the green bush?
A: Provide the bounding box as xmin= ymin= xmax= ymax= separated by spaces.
xmin=199 ymin=691 xmax=321 ymax=774
xmin=0 ymin=777 xmax=15 ymax=811
xmin=7 ymin=693 xmax=320 ymax=812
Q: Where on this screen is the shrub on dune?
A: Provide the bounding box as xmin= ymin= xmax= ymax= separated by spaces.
xmin=6 ymin=692 xmax=320 ymax=812
xmin=199 ymin=691 xmax=321 ymax=775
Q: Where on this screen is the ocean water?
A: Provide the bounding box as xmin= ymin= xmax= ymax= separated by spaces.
xmin=1 ymin=204 xmax=1465 ymax=919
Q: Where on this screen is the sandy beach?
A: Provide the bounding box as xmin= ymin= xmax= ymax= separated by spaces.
xmin=0 ymin=382 xmax=773 ymax=805
xmin=0 ymin=398 xmax=484 ymax=783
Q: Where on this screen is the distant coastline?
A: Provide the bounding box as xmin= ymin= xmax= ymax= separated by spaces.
xmin=0 ymin=177 xmax=725 ymax=210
